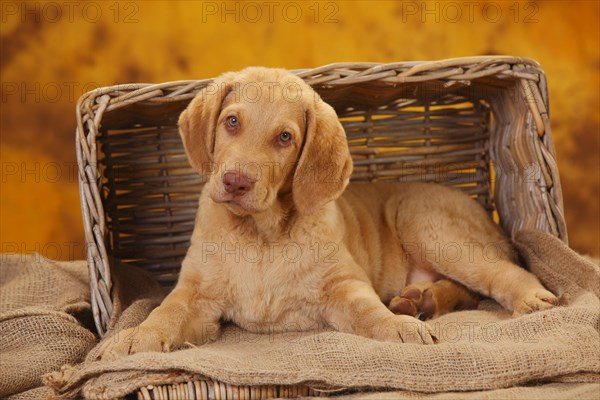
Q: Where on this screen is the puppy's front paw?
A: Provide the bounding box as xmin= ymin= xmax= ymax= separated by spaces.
xmin=512 ymin=289 xmax=558 ymax=316
xmin=371 ymin=315 xmax=437 ymax=345
xmin=97 ymin=326 xmax=172 ymax=362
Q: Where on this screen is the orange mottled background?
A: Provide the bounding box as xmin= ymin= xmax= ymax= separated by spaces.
xmin=1 ymin=0 xmax=599 ymax=259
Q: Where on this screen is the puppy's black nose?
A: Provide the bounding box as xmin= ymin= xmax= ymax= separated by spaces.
xmin=223 ymin=172 xmax=253 ymax=196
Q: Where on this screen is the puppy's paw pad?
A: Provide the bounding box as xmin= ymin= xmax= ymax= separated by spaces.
xmin=389 ymin=296 xmax=418 ymax=317
xmin=419 ymin=289 xmax=436 ymax=320
xmin=401 ymin=287 xmax=423 ymax=302
xmin=390 ymin=284 xmax=438 ymax=320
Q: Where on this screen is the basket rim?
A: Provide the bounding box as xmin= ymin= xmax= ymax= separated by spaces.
xmin=75 ymin=55 xmax=543 ymax=107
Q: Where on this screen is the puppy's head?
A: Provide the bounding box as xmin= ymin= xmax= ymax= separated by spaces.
xmin=178 ymin=67 xmax=353 ymax=216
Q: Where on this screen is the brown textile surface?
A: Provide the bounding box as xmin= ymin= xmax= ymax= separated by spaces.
xmin=41 ymin=230 xmax=599 ymax=399
xmin=6 ymin=386 xmax=54 ymax=400
xmin=0 ymin=254 xmax=97 ymax=398
xmin=339 ymin=382 xmax=600 ymax=399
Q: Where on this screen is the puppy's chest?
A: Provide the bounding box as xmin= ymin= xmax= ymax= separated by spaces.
xmin=211 ymin=240 xmax=325 ymax=331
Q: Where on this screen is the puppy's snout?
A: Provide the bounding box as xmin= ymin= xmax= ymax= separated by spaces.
xmin=223 ymin=172 xmax=253 ymax=196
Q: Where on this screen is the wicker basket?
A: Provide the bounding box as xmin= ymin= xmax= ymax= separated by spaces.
xmin=76 ymin=56 xmax=567 ymax=399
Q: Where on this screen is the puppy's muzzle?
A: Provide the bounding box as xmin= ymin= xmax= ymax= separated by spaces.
xmin=223 ymin=171 xmax=254 ymax=197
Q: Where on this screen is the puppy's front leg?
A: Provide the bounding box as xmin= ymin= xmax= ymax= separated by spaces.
xmin=98 ymin=282 xmax=222 ymax=360
xmin=321 ymin=276 xmax=437 ymax=345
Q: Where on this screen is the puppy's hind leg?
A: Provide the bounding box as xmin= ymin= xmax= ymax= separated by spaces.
xmin=389 ymin=279 xmax=480 ymax=320
xmin=388 ymin=186 xmax=558 ymax=316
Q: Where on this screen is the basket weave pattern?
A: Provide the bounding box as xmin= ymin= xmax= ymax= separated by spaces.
xmin=135 ymin=382 xmax=331 ymax=400
xmin=76 ymin=56 xmax=566 ymax=399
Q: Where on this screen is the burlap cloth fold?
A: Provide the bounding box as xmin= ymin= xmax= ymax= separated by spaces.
xmin=2 ymin=230 xmax=599 ymax=399
xmin=0 ymin=254 xmax=97 ymax=399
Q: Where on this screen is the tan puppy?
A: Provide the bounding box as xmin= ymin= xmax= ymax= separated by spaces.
xmin=99 ymin=67 xmax=557 ymax=358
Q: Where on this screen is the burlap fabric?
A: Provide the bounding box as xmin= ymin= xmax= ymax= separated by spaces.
xmin=0 ymin=254 xmax=97 ymax=399
xmin=37 ymin=230 xmax=598 ymax=399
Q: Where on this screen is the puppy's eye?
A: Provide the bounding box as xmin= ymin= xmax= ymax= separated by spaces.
xmin=278 ymin=132 xmax=292 ymax=144
xmin=226 ymin=116 xmax=239 ymax=128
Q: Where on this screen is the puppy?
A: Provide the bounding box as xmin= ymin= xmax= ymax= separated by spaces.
xmin=99 ymin=67 xmax=557 ymax=358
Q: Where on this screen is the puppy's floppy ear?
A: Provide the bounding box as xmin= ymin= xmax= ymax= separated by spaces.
xmin=293 ymin=96 xmax=353 ymax=214
xmin=178 ymin=73 xmax=235 ymax=177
